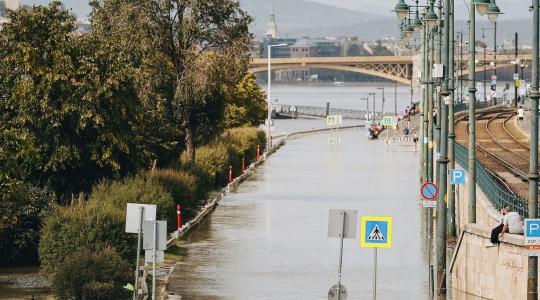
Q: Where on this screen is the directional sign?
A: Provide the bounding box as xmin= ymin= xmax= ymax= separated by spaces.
xmin=327 ymin=115 xmax=338 ymax=126
xmin=525 ymin=219 xmax=540 ymax=256
xmin=514 ymin=73 xmax=519 ymax=80
xmin=381 ymin=115 xmax=394 ymax=126
xmin=360 ymin=216 xmax=392 ymax=248
xmin=450 ymin=169 xmax=466 ymax=185
xmin=421 ymin=182 xmax=438 ymax=200
xmin=327 ymin=209 xmax=358 ymax=239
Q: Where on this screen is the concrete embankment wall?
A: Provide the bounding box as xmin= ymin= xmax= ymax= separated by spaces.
xmin=451 ymin=164 xmax=536 ymax=299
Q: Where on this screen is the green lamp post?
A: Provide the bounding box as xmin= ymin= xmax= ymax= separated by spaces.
xmin=394 ymin=0 xmax=410 ymax=21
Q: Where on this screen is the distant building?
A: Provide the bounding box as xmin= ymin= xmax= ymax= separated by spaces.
xmin=266 ymin=2 xmax=278 ymax=39
xmin=290 ymin=39 xmax=315 ymax=58
xmin=259 ymin=36 xmax=296 ymax=58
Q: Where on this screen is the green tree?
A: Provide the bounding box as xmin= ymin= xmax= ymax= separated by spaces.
xmin=224 ymin=73 xmax=267 ymax=128
xmin=0 ymin=183 xmax=55 ymax=266
xmin=90 ymin=0 xmax=253 ymax=163
xmin=0 ymin=2 xmax=151 ymax=198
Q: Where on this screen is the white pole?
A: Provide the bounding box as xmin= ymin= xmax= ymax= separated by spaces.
xmin=133 ymin=206 xmax=144 ymax=300
xmin=267 ymin=45 xmax=272 ymax=150
xmin=152 ymin=221 xmax=157 ymax=300
xmin=373 ymin=248 xmax=378 ymax=300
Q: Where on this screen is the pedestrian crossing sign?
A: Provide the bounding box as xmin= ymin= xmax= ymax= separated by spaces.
xmin=360 ymin=216 xmax=393 ymax=248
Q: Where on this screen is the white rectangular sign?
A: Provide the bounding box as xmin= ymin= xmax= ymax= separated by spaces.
xmin=125 ymin=203 xmax=157 ymax=233
xmin=327 ymin=209 xmax=358 ymax=239
xmin=144 ymin=250 xmax=164 ymax=263
xmin=525 ymin=219 xmax=540 ymax=256
xmin=143 ymin=220 xmax=167 ymax=251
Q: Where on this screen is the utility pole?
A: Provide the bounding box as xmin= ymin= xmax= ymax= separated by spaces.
xmin=528 ymin=0 xmax=539 ymax=297
xmin=447 ymin=0 xmax=456 ymax=239
xmin=483 ymin=46 xmax=487 ymax=101
xmin=467 ymin=1 xmax=477 ymax=224
xmin=437 ymin=0 xmax=451 ymax=294
xmin=514 ymin=32 xmax=518 ymax=108
xmin=460 ymin=30 xmax=464 ymax=102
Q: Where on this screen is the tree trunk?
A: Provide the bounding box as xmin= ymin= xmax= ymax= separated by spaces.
xmin=184 ymin=123 xmax=195 ymax=163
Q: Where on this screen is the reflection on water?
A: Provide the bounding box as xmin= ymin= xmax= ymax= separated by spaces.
xmin=168 ymin=130 xmax=429 ymax=299
xmin=0 ymin=267 xmax=52 ymax=299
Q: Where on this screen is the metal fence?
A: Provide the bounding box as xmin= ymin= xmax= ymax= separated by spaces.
xmin=277 ymin=104 xmax=376 ymax=120
xmin=453 ymin=99 xmax=499 ymax=113
xmin=454 ymin=142 xmax=528 ymax=216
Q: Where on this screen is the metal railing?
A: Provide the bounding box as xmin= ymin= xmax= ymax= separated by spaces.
xmin=277 ymin=104 xmax=377 ymax=120
xmin=454 ymin=142 xmax=528 ymax=216
xmin=454 ymin=99 xmax=499 ymax=113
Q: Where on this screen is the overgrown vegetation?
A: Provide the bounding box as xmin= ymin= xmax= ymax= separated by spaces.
xmin=0 ymin=0 xmax=268 ymax=298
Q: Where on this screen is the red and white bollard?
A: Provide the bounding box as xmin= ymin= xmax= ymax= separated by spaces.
xmin=228 ymin=165 xmax=233 ymax=183
xmin=242 ymin=157 xmax=245 ymax=173
xmin=257 ymin=144 xmax=260 ymax=160
xmin=176 ymin=204 xmax=182 ymax=229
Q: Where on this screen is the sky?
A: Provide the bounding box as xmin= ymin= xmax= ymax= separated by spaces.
xmin=17 ymin=0 xmax=535 ymax=21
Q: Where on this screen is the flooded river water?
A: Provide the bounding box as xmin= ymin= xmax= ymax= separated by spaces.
xmin=168 ymin=83 xmax=430 ymax=299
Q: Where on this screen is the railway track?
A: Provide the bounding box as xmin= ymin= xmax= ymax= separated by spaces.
xmin=455 ymin=107 xmax=534 ymax=197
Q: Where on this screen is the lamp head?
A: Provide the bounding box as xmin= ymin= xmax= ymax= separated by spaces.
xmin=486 ymin=2 xmax=502 ymax=23
xmin=424 ymin=8 xmax=439 ymax=29
xmin=393 ymin=0 xmax=410 ymax=21
xmin=472 ymin=0 xmax=491 ymax=16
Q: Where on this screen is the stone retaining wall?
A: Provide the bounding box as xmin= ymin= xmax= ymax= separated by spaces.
xmin=451 ymin=163 xmax=537 ymax=298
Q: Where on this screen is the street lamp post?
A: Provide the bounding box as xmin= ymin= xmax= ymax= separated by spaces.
xmin=368 ymin=92 xmax=376 ymax=122
xmin=267 ymin=43 xmax=287 ymax=149
xmin=376 ymin=87 xmax=385 ymax=115
xmin=528 ymin=0 xmax=539 ymax=297
xmin=361 ymin=97 xmax=370 ymax=122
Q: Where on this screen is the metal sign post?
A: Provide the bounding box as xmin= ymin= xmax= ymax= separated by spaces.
xmin=134 ymin=206 xmax=143 ymax=300
xmin=373 ymin=248 xmax=377 ymax=300
xmin=327 ymin=209 xmax=357 ymax=300
xmin=125 ymin=203 xmax=157 ymax=300
xmin=360 ymin=216 xmax=393 ymax=300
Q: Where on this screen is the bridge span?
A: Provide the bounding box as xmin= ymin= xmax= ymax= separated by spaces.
xmin=249 ymin=54 xmax=534 ymax=85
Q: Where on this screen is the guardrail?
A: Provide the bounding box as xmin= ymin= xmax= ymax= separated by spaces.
xmin=454 ymin=142 xmax=528 ymax=216
xmin=454 ymin=99 xmax=498 ymax=113
xmin=277 ymin=104 xmax=377 ymax=120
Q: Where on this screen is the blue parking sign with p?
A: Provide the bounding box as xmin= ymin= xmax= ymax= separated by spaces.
xmin=450 ymin=169 xmax=465 ymax=185
xmin=526 ymin=219 xmax=540 ymax=237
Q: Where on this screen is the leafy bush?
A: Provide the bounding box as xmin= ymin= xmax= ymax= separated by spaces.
xmin=149 ymin=169 xmax=200 ymax=220
xmin=39 ymin=200 xmax=133 ymax=273
xmin=52 ymin=246 xmax=131 ymax=300
xmin=181 ymin=142 xmax=229 ymax=186
xmin=222 ymin=127 xmax=266 ymax=164
xmin=89 ymin=175 xmax=175 ymax=224
xmin=0 ymin=183 xmax=55 ymax=266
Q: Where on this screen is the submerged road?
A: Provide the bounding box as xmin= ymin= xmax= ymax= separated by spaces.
xmin=168 ymin=128 xmax=429 ymax=299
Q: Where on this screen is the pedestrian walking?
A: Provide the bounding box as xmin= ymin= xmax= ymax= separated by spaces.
xmin=518 ymin=106 xmax=524 ymax=123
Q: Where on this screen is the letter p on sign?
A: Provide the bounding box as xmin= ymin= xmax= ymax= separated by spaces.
xmin=450 ymin=169 xmax=465 ymax=185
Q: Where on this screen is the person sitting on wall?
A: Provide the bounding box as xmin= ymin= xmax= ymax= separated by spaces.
xmin=487 ymin=207 xmax=523 ymax=247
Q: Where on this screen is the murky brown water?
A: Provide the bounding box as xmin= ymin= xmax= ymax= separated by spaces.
xmin=0 ymin=267 xmax=52 ymax=299
xmin=168 ymin=129 xmax=430 ymax=299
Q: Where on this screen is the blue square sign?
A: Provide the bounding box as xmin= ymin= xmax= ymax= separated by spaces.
xmin=450 ymin=169 xmax=465 ymax=185
xmin=526 ymin=219 xmax=540 ymax=238
xmin=360 ymin=216 xmax=392 ymax=248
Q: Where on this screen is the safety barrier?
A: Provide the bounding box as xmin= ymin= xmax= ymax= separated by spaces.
xmin=453 ymin=99 xmax=498 ymax=113
xmin=454 ymin=142 xmax=528 ymax=216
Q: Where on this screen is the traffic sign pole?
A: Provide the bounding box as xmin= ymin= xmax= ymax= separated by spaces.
xmin=337 ymin=211 xmax=345 ymax=300
xmin=372 ymin=248 xmax=377 ymax=300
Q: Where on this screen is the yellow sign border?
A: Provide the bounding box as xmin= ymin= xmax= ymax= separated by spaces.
xmin=381 ymin=115 xmax=394 ymax=126
xmin=360 ymin=216 xmax=393 ymax=249
xmin=326 ymin=115 xmax=338 ymax=126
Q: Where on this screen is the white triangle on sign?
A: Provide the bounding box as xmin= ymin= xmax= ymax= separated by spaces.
xmin=368 ymin=224 xmax=385 ymax=241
